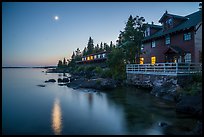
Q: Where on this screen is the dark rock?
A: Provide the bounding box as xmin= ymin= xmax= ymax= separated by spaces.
xmin=100 ymin=78 xmax=117 ymax=90
xmin=67 ymin=77 xmax=117 ymax=90
xmin=176 ymin=95 xmax=202 ymax=118
xmin=191 ymin=121 xmax=202 ymax=135
xmin=37 ymin=84 xmax=46 ymax=87
xmin=63 ymin=78 xmax=70 ymax=82
xmin=45 ymin=79 xmax=56 ymax=83
xmin=58 ymin=78 xmax=63 ymax=83
xmin=158 ymin=122 xmax=168 ymax=127
xmin=58 ymin=78 xmax=69 ymax=83
xmin=58 ymin=83 xmax=67 ymax=86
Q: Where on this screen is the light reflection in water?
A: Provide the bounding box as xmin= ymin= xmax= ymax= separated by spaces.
xmin=51 ymin=98 xmax=62 ymax=135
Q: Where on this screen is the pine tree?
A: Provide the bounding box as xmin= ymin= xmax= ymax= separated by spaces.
xmin=83 ymin=47 xmax=87 ymax=56
xmin=110 ymin=41 xmax=113 ymax=51
xmin=87 ymin=37 xmax=94 ymax=55
xmin=95 ymin=44 xmax=100 ymax=53
xmin=63 ymin=58 xmax=67 ymax=65
xmin=57 ymin=60 xmax=63 ymax=68
xmin=75 ymin=48 xmax=81 ymax=56
xmin=100 ymin=42 xmax=103 ymax=52
xmin=117 ymin=15 xmax=145 ymax=63
xmin=71 ymin=51 xmax=75 ymax=59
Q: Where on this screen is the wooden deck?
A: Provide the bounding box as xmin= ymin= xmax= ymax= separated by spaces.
xmin=126 ymin=63 xmax=202 ymax=76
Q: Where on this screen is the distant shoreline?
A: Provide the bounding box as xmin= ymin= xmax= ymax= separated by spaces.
xmin=2 ymin=66 xmax=57 ymax=69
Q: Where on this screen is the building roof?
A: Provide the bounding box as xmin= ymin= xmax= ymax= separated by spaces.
xmin=142 ymin=10 xmax=202 ymax=42
xmin=143 ymin=23 xmax=163 ymax=29
xmin=164 ymin=45 xmax=185 ymax=55
xmin=159 ymin=11 xmax=188 ymax=23
xmin=81 ymin=51 xmax=109 ymax=58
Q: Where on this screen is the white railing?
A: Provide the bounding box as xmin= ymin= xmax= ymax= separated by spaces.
xmin=126 ymin=63 xmax=202 ymax=76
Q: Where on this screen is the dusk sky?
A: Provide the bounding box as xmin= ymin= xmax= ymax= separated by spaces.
xmin=2 ymin=2 xmax=200 ymax=67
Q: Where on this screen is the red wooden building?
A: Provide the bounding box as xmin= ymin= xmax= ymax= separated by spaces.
xmin=76 ymin=51 xmax=108 ymax=64
xmin=140 ymin=10 xmax=202 ymax=64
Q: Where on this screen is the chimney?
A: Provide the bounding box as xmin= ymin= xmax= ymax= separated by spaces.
xmin=165 ymin=10 xmax=168 ymax=14
xmin=152 ymin=21 xmax=154 ymax=25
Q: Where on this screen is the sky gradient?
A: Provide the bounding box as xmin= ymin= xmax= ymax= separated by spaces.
xmin=2 ymin=2 xmax=201 ymax=67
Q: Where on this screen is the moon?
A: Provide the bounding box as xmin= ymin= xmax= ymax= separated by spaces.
xmin=54 ymin=16 xmax=59 ymax=21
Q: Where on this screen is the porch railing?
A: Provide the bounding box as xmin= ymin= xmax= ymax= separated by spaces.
xmin=126 ymin=63 xmax=202 ymax=75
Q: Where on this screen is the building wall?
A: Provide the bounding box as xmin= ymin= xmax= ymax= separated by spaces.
xmin=141 ymin=28 xmax=195 ymax=63
xmin=194 ymin=23 xmax=202 ymax=63
xmin=141 ymin=38 xmax=167 ymax=63
xmin=150 ymin=28 xmax=160 ymax=35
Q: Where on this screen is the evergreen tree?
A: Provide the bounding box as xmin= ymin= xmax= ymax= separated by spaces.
xmin=95 ymin=44 xmax=100 ymax=53
xmin=57 ymin=60 xmax=63 ymax=68
xmin=75 ymin=48 xmax=82 ymax=61
xmin=87 ymin=37 xmax=94 ymax=55
xmin=75 ymin=48 xmax=81 ymax=56
xmin=107 ymin=48 xmax=126 ymax=80
xmin=110 ymin=41 xmax=113 ymax=51
xmin=117 ymin=15 xmax=145 ymax=63
xmin=83 ymin=47 xmax=87 ymax=56
xmin=104 ymin=43 xmax=107 ymax=51
xmin=71 ymin=51 xmax=75 ymax=59
xmin=99 ymin=42 xmax=103 ymax=52
xmin=63 ymin=58 xmax=67 ymax=65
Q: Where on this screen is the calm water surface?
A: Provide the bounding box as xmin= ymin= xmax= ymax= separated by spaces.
xmin=2 ymin=68 xmax=197 ymax=135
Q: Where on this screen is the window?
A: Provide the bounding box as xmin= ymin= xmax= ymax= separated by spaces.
xmin=151 ymin=41 xmax=156 ymax=48
xmin=151 ymin=56 xmax=156 ymax=64
xmin=185 ymin=53 xmax=191 ymax=63
xmin=178 ymin=56 xmax=182 ymax=63
xmin=141 ymin=44 xmax=144 ymax=50
xmin=94 ymin=55 xmax=97 ymax=59
xmin=166 ymin=18 xmax=173 ymax=28
xmin=87 ymin=56 xmax=90 ymax=60
xmin=102 ymin=53 xmax=106 ymax=58
xmin=140 ymin=58 xmax=144 ymax=64
xmin=165 ymin=36 xmax=170 ymax=45
xmin=90 ymin=56 xmax=93 ymax=60
xmin=98 ymin=54 xmax=101 ymax=58
xmin=145 ymin=27 xmax=150 ymax=37
xmin=82 ymin=57 xmax=84 ymax=61
xmin=184 ymin=32 xmax=191 ymax=41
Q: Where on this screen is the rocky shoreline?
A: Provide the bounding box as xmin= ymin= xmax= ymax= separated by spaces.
xmin=44 ymin=68 xmax=202 ymax=135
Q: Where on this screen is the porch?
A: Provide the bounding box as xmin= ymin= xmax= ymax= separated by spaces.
xmin=126 ymin=63 xmax=202 ymax=76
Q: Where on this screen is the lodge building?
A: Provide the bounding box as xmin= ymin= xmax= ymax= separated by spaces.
xmin=140 ymin=10 xmax=202 ymax=64
xmin=76 ymin=51 xmax=108 ymax=64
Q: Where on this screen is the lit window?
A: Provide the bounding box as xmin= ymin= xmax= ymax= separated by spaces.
xmin=82 ymin=58 xmax=84 ymax=61
xmin=90 ymin=56 xmax=93 ymax=60
xmin=165 ymin=36 xmax=170 ymax=45
xmin=184 ymin=33 xmax=191 ymax=41
xmin=94 ymin=55 xmax=97 ymax=59
xmin=87 ymin=56 xmax=90 ymax=60
xmin=102 ymin=53 xmax=106 ymax=58
xmin=151 ymin=56 xmax=156 ymax=64
xmin=185 ymin=53 xmax=191 ymax=63
xmin=151 ymin=41 xmax=156 ymax=48
xmin=140 ymin=58 xmax=144 ymax=64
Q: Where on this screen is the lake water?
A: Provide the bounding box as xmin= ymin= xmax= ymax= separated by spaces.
xmin=2 ymin=68 xmax=197 ymax=135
